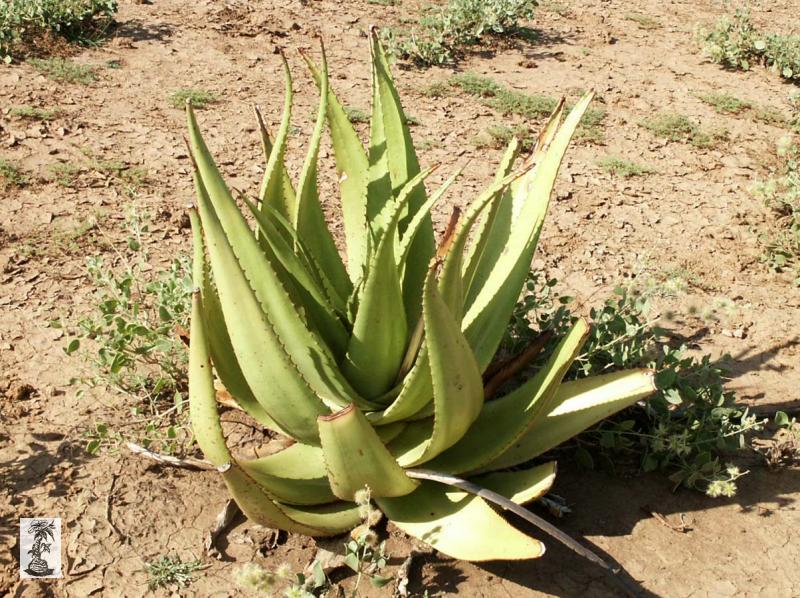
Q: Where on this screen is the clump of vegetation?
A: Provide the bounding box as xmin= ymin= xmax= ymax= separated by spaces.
xmin=0 ymin=158 xmax=29 ymax=187
xmin=502 ymin=272 xmax=766 ymax=497
xmin=0 ymin=0 xmax=117 ymax=61
xmin=168 ymin=89 xmax=218 ymax=110
xmin=236 ymin=489 xmax=391 ymax=596
xmin=145 ymin=555 xmax=203 ymax=590
xmin=752 ymin=136 xmax=800 ymax=285
xmin=702 ymin=9 xmax=800 ymax=83
xmin=49 ymin=162 xmax=81 ymax=187
xmin=184 ymin=35 xmax=650 ymax=565
xmin=344 ymin=106 xmax=369 ymax=124
xmin=473 ymin=123 xmax=535 ymax=151
xmin=625 ymin=13 xmax=662 ymax=30
xmin=597 ymin=156 xmax=656 ymax=178
xmin=640 ymin=112 xmax=728 ymax=148
xmin=10 ymin=105 xmax=62 ymax=121
xmin=27 ymin=57 xmax=98 ymax=84
xmin=383 ymin=0 xmax=537 ymax=66
xmin=697 ymin=91 xmax=751 ymax=115
xmin=449 ymin=73 xmax=606 ymax=142
xmin=65 ymin=208 xmax=194 ymax=454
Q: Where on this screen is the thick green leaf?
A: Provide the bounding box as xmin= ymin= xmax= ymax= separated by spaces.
xmin=257 ymin=55 xmax=295 ymax=221
xmin=221 ymin=463 xmax=332 ymax=536
xmin=188 ymin=286 xmax=230 ymax=467
xmin=370 ymin=32 xmax=435 ymax=327
xmin=188 ymin=106 xmax=367 ymax=413
xmin=318 ymin=404 xmax=418 ymax=500
xmin=397 ymin=267 xmax=484 ymax=466
xmin=243 ymin=196 xmax=349 ymax=357
xmin=302 ymin=48 xmax=370 ymax=281
xmin=377 ymin=480 xmax=545 ymax=561
xmin=463 ymin=94 xmax=593 ymax=372
xmin=342 ymin=168 xmax=434 ymax=398
xmin=484 ymin=369 xmax=656 ymax=470
xmin=461 ymin=136 xmax=520 ymax=309
xmin=239 ymin=443 xmax=335 ymax=506
xmin=278 ymin=501 xmax=363 ymax=535
xmin=422 ymin=319 xmax=589 ymax=474
xmin=191 ymin=210 xmax=288 ymax=434
xmin=294 ymin=47 xmax=352 ymax=303
xmin=191 ymin=170 xmax=329 ymax=443
xmin=471 ymin=461 xmax=556 ymax=505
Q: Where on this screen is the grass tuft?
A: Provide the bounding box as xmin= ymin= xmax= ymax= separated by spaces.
xmin=624 ymin=13 xmax=662 ymax=30
xmin=10 ymin=105 xmax=62 ymax=121
xmin=168 ymin=89 xmax=218 ymax=110
xmin=0 ymin=158 xmax=29 ymax=187
xmin=697 ymin=91 xmax=751 ymax=114
xmin=597 ymin=156 xmax=656 ymax=178
xmin=640 ymin=112 xmax=728 ymax=148
xmin=27 ymin=57 xmax=97 ymax=84
xmin=343 ymin=106 xmax=369 ymax=124
xmin=145 ymin=555 xmax=203 ymax=590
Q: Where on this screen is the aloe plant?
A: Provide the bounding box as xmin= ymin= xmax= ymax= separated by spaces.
xmin=186 ymin=33 xmax=655 ymax=562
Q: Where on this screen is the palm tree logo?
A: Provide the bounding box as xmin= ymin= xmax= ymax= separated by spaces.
xmin=25 ymin=520 xmax=56 ymax=577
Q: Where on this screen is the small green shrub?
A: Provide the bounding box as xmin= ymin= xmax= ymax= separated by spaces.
xmin=10 ymin=105 xmax=62 ymax=120
xmin=752 ymin=137 xmax=800 ymax=285
xmin=343 ymin=106 xmax=369 ymax=123
xmin=640 ymin=112 xmax=728 ymax=148
xmin=702 ymin=9 xmax=800 ymax=83
xmin=502 ymin=272 xmax=766 ymax=497
xmin=450 ymin=73 xmax=606 ymax=142
xmin=65 ymin=209 xmax=194 ymax=454
xmin=383 ymin=0 xmax=538 ymax=66
xmin=168 ymin=88 xmax=218 ymax=110
xmin=28 ymin=57 xmax=97 ymax=84
xmin=145 ymin=555 xmax=203 ymax=590
xmin=597 ymin=156 xmax=656 ymax=178
xmin=0 ymin=0 xmax=117 ymax=61
xmin=625 ymin=13 xmax=661 ymax=30
xmin=697 ymin=91 xmax=751 ymax=115
xmin=0 ymin=158 xmax=29 ymax=187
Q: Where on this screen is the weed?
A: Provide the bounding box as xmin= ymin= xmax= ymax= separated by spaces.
xmin=0 ymin=0 xmax=118 ymax=61
xmin=640 ymin=112 xmax=727 ymax=148
xmin=540 ymin=1 xmax=570 ymax=17
xmin=473 ymin=124 xmax=534 ymax=151
xmin=419 ymin=80 xmax=452 ymax=98
xmin=145 ymin=555 xmax=203 ymax=590
xmin=65 ymin=208 xmax=194 ymax=454
xmin=501 ymin=271 xmax=767 ymax=497
xmin=597 ymin=156 xmax=656 ymax=178
xmin=752 ymin=105 xmax=788 ymax=127
xmin=27 ymin=57 xmax=97 ymax=84
xmin=625 ymin=13 xmax=662 ymax=30
xmin=702 ymin=9 xmax=800 ymax=83
xmin=49 ymin=162 xmax=81 ymax=187
xmin=751 ymin=137 xmax=800 ymax=285
xmin=368 ymin=0 xmax=399 ymax=4
xmin=697 ymin=91 xmax=751 ymax=115
xmin=235 ymin=487 xmax=391 ymax=596
xmin=343 ymin=106 xmax=369 ymax=124
xmin=168 ymin=89 xmax=218 ymax=110
xmin=0 ymin=158 xmax=29 ymax=187
xmin=10 ymin=105 xmax=61 ymax=121
xmin=451 ymin=73 xmax=606 ymax=142
xmin=383 ymin=0 xmax=537 ymax=66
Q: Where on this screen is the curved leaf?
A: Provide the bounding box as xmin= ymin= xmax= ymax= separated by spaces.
xmin=318 ymin=404 xmax=418 ymax=500
xmin=377 ymin=480 xmax=545 ymax=561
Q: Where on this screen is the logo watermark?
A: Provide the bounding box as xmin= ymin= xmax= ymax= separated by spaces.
xmin=20 ymin=518 xmax=62 ymax=579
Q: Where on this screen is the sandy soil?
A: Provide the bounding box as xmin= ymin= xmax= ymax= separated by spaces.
xmin=1 ymin=0 xmax=799 ymax=596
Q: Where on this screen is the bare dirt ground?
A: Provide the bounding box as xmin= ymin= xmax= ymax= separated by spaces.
xmin=1 ymin=0 xmax=799 ymax=596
